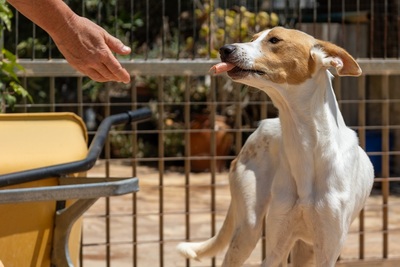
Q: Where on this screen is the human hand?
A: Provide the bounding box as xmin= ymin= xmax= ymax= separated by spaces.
xmin=52 ymin=15 xmax=131 ymax=83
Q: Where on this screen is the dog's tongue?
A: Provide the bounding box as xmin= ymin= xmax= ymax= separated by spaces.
xmin=209 ymin=62 xmax=235 ymax=75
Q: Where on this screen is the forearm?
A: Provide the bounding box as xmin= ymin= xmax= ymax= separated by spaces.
xmin=6 ymin=0 xmax=76 ymax=37
xmin=7 ymin=0 xmax=131 ymax=83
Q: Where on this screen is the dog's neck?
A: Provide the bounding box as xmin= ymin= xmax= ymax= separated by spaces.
xmin=263 ymin=69 xmax=346 ymax=140
xmin=261 ymin=69 xmax=348 ymax=198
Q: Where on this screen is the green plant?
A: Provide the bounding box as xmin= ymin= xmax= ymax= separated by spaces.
xmin=0 ymin=0 xmax=31 ymax=112
xmin=182 ymin=2 xmax=279 ymax=58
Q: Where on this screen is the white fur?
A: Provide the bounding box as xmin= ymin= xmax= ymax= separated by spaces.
xmin=177 ymin=28 xmax=374 ymax=267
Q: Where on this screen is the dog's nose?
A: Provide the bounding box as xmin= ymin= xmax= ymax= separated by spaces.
xmin=219 ymin=45 xmax=236 ymax=58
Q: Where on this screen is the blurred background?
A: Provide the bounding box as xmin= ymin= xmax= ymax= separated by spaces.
xmin=1 ymin=0 xmax=400 ymax=266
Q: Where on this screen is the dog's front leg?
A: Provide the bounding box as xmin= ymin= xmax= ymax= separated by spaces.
xmin=221 ymin=156 xmax=274 ymax=266
xmin=312 ymin=208 xmax=348 ymax=267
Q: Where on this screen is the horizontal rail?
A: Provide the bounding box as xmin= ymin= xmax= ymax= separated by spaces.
xmin=16 ymin=59 xmax=400 ymax=77
xmin=16 ymin=59 xmax=218 ymax=77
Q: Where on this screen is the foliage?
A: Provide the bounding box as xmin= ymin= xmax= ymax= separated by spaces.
xmin=0 ymin=0 xmax=31 ymax=112
xmin=182 ymin=3 xmax=279 ymax=58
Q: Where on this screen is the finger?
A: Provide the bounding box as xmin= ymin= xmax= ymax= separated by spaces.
xmin=87 ymin=59 xmax=130 ymax=83
xmin=84 ymin=67 xmax=110 ymax=82
xmin=101 ymin=52 xmax=131 ymax=83
xmin=105 ymin=33 xmax=131 ymax=55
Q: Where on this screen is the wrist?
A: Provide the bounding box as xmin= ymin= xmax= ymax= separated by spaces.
xmin=49 ymin=11 xmax=79 ymax=44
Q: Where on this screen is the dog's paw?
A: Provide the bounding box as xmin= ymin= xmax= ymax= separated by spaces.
xmin=176 ymin=242 xmax=201 ymax=261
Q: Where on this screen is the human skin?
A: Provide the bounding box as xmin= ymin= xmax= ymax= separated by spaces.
xmin=7 ymin=0 xmax=132 ymax=83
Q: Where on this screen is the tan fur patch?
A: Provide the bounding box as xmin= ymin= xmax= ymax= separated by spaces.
xmin=253 ymin=27 xmax=317 ymax=85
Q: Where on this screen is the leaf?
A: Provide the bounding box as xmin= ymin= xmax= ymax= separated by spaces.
xmin=10 ymin=81 xmax=33 ymax=103
xmin=0 ymin=1 xmax=13 ymax=32
xmin=3 ymin=92 xmax=16 ymax=109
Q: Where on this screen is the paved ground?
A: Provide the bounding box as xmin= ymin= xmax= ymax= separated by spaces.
xmin=81 ymin=161 xmax=400 ymax=266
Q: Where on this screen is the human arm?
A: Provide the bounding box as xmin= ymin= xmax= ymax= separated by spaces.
xmin=7 ymin=0 xmax=132 ymax=83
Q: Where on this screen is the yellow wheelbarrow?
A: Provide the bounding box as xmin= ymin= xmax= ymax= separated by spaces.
xmin=0 ymin=108 xmax=151 ymax=267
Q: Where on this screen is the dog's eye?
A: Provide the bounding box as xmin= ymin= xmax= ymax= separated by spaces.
xmin=268 ymin=37 xmax=281 ymax=44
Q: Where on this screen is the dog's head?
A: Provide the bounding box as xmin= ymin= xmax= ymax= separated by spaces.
xmin=219 ymin=27 xmax=361 ymax=87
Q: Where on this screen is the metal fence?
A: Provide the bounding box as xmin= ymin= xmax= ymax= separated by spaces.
xmin=3 ymin=0 xmax=400 ymax=266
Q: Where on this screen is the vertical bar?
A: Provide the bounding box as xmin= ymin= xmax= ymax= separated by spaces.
xmin=104 ymin=86 xmax=111 ymax=267
xmin=161 ymin=0 xmax=165 ymax=59
xmin=260 ymin=91 xmax=268 ymax=262
xmin=130 ymin=78 xmax=138 ymax=267
xmin=77 ymin=77 xmax=83 ymax=117
xmin=158 ymin=75 xmax=165 ymax=267
xmin=209 ymin=75 xmax=217 ymax=267
xmin=383 ymin=0 xmax=388 ymax=58
xmin=312 ymin=0 xmax=317 ymax=36
xmin=184 ymin=75 xmax=191 ymax=267
xmin=32 ymin=23 xmax=36 ymax=59
xmin=115 ymin=0 xmax=118 ymax=38
xmin=207 ymin=0 xmax=212 ymax=58
xmin=398 ymin=1 xmax=400 ymax=58
xmin=327 ymin=0 xmax=331 ymax=41
xmin=381 ymin=75 xmax=390 ymax=259
xmin=14 ymin=11 xmax=19 ymax=57
xmin=130 ymin=0 xmax=135 ymax=60
xmin=49 ymin=77 xmax=55 ymax=112
xmin=177 ymin=0 xmax=182 ymax=60
xmin=341 ymin=0 xmax=346 ymax=48
xmin=357 ymin=75 xmax=367 ymax=260
xmin=297 ymin=0 xmax=302 ymax=28
xmin=234 ymin=83 xmax=242 ymax=155
xmin=145 ymin=0 xmax=150 ymax=59
xmin=191 ymin=0 xmax=197 ymax=59
xmin=223 ymin=0 xmax=227 ymax=44
xmin=356 ymin=0 xmax=360 ymax=58
xmin=22 ymin=77 xmax=28 ymax=112
xmin=370 ymin=0 xmax=374 ymax=58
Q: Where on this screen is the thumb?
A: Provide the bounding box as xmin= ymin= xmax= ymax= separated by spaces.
xmin=105 ymin=34 xmax=131 ymax=55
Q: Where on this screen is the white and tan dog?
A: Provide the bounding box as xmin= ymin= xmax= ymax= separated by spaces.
xmin=177 ymin=27 xmax=374 ymax=267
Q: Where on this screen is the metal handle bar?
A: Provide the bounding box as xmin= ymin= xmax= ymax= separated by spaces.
xmin=0 ymin=108 xmax=152 ymax=187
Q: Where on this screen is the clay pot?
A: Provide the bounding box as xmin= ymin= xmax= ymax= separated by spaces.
xmin=190 ymin=114 xmax=233 ymax=172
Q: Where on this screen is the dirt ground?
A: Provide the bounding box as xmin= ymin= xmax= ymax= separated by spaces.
xmin=81 ymin=161 xmax=400 ymax=267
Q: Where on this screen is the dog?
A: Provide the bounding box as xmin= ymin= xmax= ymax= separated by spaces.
xmin=177 ymin=27 xmax=374 ymax=267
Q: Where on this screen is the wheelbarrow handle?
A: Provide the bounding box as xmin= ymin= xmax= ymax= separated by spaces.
xmin=0 ymin=108 xmax=152 ymax=187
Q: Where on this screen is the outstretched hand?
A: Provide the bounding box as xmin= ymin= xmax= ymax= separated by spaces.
xmin=52 ymin=15 xmax=131 ymax=83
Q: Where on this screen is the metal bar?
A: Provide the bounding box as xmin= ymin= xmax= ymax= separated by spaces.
xmin=370 ymin=0 xmax=375 ymax=58
xmin=104 ymin=85 xmax=112 ymax=267
xmin=52 ymin=198 xmax=98 ymax=267
xmin=0 ymin=177 xmax=139 ymax=204
xmin=145 ymin=0 xmax=149 ymax=60
xmin=158 ymin=75 xmax=165 ymax=267
xmin=77 ymin=77 xmax=83 ymax=117
xmin=49 ymin=77 xmax=55 ymax=112
xmin=381 ymin=74 xmax=390 ymax=259
xmin=357 ymin=75 xmax=367 ymax=260
xmin=131 ymin=75 xmax=138 ymax=267
xmin=210 ymin=75 xmax=217 ymax=267
xmin=16 ymin=59 xmax=400 ymax=77
xmin=184 ymin=75 xmax=191 ymax=267
xmin=384 ymin=0 xmax=388 ymax=59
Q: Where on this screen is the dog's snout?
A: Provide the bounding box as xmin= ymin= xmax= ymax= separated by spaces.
xmin=219 ymin=45 xmax=236 ymax=59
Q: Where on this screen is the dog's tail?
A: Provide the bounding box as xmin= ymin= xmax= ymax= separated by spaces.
xmin=177 ymin=205 xmax=235 ymax=261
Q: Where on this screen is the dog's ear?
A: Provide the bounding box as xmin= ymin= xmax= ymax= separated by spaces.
xmin=311 ymin=40 xmax=362 ymax=77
